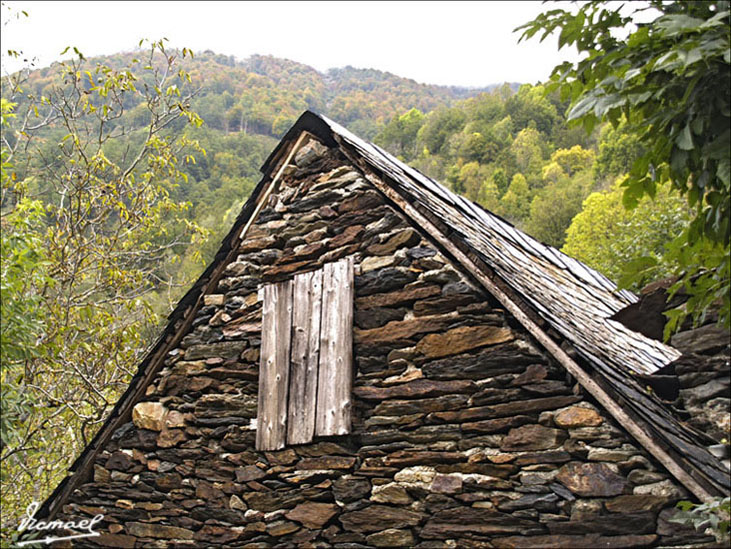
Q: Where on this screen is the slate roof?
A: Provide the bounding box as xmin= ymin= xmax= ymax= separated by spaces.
xmin=38 ymin=111 xmax=729 ymax=521
xmin=298 ymin=117 xmax=681 ymax=377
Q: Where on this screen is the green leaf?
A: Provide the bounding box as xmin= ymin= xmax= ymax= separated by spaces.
xmin=624 ymin=68 xmax=642 ymax=80
xmin=690 ymin=117 xmax=704 ymax=135
xmin=654 ymin=50 xmax=678 ymax=70
xmin=618 ymin=256 xmax=659 ymax=289
xmin=627 ymin=26 xmax=650 ymax=48
xmin=676 ymin=500 xmax=696 ymax=512
xmin=683 ymin=47 xmax=702 ymax=67
xmin=622 ymin=187 xmax=640 ymax=210
xmin=718 ymin=157 xmax=730 ymax=187
xmin=688 ymin=185 xmax=700 ymax=206
xmin=568 ymin=95 xmax=597 ymax=120
xmin=657 ymin=14 xmax=705 ymax=37
xmin=676 ymin=125 xmax=694 ymax=150
xmin=582 ymin=115 xmax=597 ymax=134
xmin=628 ymin=91 xmax=652 ymax=106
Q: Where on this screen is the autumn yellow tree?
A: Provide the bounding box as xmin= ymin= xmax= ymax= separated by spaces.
xmin=1 ymin=39 xmax=206 ymax=534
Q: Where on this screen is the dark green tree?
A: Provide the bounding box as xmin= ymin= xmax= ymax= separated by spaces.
xmin=594 ymin=121 xmax=644 ymax=188
xmin=417 ymin=106 xmax=467 ymax=156
xmin=375 ymin=108 xmax=425 ymax=161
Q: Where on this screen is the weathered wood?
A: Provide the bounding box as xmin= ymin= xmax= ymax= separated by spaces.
xmin=257 ymin=280 xmax=293 ymax=451
xmin=239 ymin=132 xmax=310 ymax=240
xmin=316 ymin=256 xmax=354 ymax=436
xmin=239 ymin=132 xmax=309 ymax=241
xmin=287 ymin=269 xmax=323 ymax=445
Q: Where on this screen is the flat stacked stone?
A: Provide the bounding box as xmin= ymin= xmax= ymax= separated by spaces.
xmin=55 ymin=141 xmax=710 ymax=547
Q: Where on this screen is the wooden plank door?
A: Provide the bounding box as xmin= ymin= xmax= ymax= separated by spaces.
xmin=287 ymin=269 xmax=323 ymax=445
xmin=316 ymin=256 xmax=354 ymax=436
xmin=257 ymin=279 xmax=293 ymax=451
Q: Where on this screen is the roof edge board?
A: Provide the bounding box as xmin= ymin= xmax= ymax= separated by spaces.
xmin=38 ymin=129 xmax=315 ymax=522
xmin=333 ymin=133 xmax=718 ymax=503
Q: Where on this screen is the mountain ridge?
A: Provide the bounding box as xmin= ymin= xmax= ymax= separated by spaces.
xmin=6 ymin=49 xmax=520 ymax=140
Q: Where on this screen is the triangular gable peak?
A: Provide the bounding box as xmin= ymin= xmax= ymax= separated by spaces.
xmin=37 ymin=111 xmax=727 ymax=532
xmin=268 ymin=114 xmax=726 ymax=501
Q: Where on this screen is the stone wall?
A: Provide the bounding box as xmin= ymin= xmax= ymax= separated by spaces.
xmin=671 ymin=323 xmax=730 ymax=448
xmin=55 ymin=141 xmax=710 ymax=548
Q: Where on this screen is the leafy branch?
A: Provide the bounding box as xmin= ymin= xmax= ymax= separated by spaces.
xmin=517 ymin=1 xmax=731 ymax=333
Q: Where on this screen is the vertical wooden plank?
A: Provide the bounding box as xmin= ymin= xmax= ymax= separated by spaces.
xmin=316 ymin=256 xmax=354 ymax=436
xmin=256 ymin=280 xmax=293 ymax=451
xmin=287 ymin=269 xmax=323 ymax=445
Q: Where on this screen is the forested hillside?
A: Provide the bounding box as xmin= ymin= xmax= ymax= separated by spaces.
xmin=4 ymin=50 xmax=519 ymax=291
xmin=13 ymin=51 xmax=507 ymax=139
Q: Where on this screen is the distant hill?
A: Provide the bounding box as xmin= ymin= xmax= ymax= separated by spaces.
xmin=2 ymin=48 xmax=526 ymax=274
xmin=7 ymin=50 xmax=519 ymax=140
xmin=188 ymin=52 xmax=519 ymax=139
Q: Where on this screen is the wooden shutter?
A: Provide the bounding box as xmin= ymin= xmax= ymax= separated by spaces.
xmin=256 ymin=256 xmax=353 ymax=450
xmin=286 ymin=269 xmax=323 ymax=445
xmin=256 ymin=280 xmax=293 ymax=451
xmin=316 ymin=256 xmax=354 ymax=436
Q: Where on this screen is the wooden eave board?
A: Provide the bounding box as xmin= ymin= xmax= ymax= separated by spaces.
xmin=300 ymin=112 xmax=728 ymax=497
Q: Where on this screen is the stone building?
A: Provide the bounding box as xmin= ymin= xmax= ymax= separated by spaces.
xmin=35 ymin=111 xmax=729 ymax=547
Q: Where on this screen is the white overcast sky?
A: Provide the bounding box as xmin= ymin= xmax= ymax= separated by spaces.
xmin=1 ymin=1 xmax=581 ymax=87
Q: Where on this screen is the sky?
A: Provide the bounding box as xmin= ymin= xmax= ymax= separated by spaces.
xmin=1 ymin=1 xmax=581 ymax=87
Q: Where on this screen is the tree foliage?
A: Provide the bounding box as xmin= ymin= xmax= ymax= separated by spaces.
xmin=670 ymin=497 xmax=730 ymax=543
xmin=374 ymin=108 xmax=425 ymax=160
xmin=562 ymin=180 xmax=690 ymax=285
xmin=518 ymin=0 xmax=731 ymax=330
xmin=593 ymin=121 xmax=643 ymax=187
xmin=500 ymin=173 xmax=531 ymax=221
xmin=528 ymin=170 xmax=591 ymax=248
xmin=0 ymin=40 xmax=206 ymax=532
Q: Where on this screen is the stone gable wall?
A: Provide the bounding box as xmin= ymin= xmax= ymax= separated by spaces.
xmin=55 ymin=142 xmax=709 ymax=548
